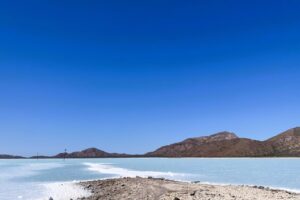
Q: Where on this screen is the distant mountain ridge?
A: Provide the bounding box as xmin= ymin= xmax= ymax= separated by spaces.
xmin=1 ymin=127 xmax=300 ymax=158
xmin=0 ymin=154 xmax=24 ymax=159
xmin=146 ymin=127 xmax=300 ymax=157
xmin=54 ymin=147 xmax=134 ymax=158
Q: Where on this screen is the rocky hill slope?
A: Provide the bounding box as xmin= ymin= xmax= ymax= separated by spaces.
xmin=54 ymin=147 xmax=132 ymax=158
xmin=266 ymin=127 xmax=300 ymax=156
xmin=146 ymin=128 xmax=300 ymax=157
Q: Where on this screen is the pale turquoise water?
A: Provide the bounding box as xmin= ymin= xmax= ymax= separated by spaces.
xmin=0 ymin=158 xmax=300 ymax=199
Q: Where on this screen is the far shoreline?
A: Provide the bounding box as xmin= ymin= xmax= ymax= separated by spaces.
xmin=2 ymin=156 xmax=300 ymax=160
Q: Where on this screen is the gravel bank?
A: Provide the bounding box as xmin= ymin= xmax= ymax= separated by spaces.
xmin=78 ymin=177 xmax=300 ymax=200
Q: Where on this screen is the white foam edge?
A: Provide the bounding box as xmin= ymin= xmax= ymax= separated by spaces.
xmin=33 ymin=181 xmax=91 ymax=200
xmin=83 ymin=162 xmax=188 ymax=179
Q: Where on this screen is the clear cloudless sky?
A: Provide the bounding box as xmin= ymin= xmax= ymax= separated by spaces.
xmin=0 ymin=0 xmax=300 ymax=156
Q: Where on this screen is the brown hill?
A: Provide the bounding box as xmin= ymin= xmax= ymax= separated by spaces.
xmin=266 ymin=127 xmax=300 ymax=156
xmin=146 ymin=128 xmax=300 ymax=157
xmin=54 ymin=147 xmax=132 ymax=158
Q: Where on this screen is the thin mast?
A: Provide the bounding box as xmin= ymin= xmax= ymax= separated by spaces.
xmin=64 ymin=148 xmax=67 ymax=161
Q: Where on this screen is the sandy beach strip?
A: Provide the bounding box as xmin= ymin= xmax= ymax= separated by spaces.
xmin=77 ymin=177 xmax=300 ymax=200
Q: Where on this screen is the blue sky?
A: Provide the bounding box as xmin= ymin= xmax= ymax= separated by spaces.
xmin=0 ymin=0 xmax=300 ymax=156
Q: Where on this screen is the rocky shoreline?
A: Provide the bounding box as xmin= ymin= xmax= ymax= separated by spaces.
xmin=77 ymin=177 xmax=300 ymax=200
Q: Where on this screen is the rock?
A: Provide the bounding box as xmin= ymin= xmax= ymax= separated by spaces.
xmin=190 ymin=191 xmax=196 ymax=196
xmin=252 ymin=185 xmax=265 ymax=190
xmin=173 ymin=197 xmax=180 ymax=200
xmin=49 ymin=197 xmax=53 ymax=200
